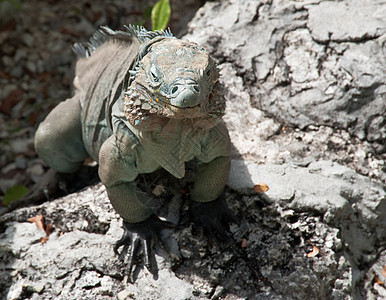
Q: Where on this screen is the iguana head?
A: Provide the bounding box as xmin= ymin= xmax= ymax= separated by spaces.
xmin=123 ymin=27 xmax=225 ymax=130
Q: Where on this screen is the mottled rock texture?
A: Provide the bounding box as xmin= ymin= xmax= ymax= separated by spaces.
xmin=1 ymin=0 xmax=385 ymax=299
xmin=186 ymin=0 xmax=385 ymax=154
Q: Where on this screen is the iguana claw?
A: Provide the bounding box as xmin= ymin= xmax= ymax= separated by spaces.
xmin=189 ymin=194 xmax=237 ymax=246
xmin=114 ymin=214 xmax=173 ymax=280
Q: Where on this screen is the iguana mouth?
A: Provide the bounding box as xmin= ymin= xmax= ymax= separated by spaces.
xmin=168 ymin=103 xmax=201 ymax=116
xmin=154 ymin=98 xmax=201 ymax=117
xmin=160 ymin=99 xmax=201 ymax=109
xmin=150 ymin=93 xmax=202 ymax=109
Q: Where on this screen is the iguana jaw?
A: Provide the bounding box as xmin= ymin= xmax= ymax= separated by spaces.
xmin=167 ymin=102 xmax=201 ymax=116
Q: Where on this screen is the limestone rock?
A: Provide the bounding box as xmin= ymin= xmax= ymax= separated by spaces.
xmin=1 ymin=0 xmax=385 ymax=299
xmin=185 ymin=0 xmax=386 ymax=154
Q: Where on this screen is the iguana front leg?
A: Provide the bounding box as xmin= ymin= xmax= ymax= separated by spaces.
xmin=191 ymin=155 xmax=231 ymax=203
xmin=190 ymin=156 xmax=236 ymax=245
xmin=190 ymin=123 xmax=236 ymax=245
xmin=99 ymin=131 xmax=171 ymax=279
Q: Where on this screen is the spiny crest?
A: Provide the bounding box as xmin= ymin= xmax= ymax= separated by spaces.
xmin=124 ymin=25 xmax=173 ymax=43
xmin=128 ymin=63 xmax=141 ymax=84
xmin=73 ymin=26 xmax=132 ymax=58
xmin=72 ymin=25 xmax=173 ymax=59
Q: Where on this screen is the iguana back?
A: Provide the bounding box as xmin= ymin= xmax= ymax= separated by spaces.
xmin=73 ymin=28 xmax=141 ymax=160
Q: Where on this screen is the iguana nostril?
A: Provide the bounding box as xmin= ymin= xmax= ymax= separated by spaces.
xmin=171 ymin=89 xmax=200 ymax=107
xmin=169 ymin=80 xmax=201 ymax=107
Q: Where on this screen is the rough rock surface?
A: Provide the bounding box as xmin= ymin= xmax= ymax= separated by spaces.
xmin=184 ymin=0 xmax=386 ymax=298
xmin=185 ymin=0 xmax=385 ymax=181
xmin=1 ymin=0 xmax=385 ymax=299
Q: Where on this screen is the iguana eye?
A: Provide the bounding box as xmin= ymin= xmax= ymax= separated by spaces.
xmin=151 ymin=71 xmax=160 ymax=83
xmin=206 ymin=67 xmax=211 ymax=77
xmin=149 ymin=65 xmax=161 ymax=84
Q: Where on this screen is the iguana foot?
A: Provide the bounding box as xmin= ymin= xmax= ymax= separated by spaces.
xmin=114 ymin=214 xmax=173 ymax=281
xmin=189 ymin=194 xmax=237 ymax=246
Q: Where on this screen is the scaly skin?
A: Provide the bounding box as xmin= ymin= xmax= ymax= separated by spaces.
xmin=34 ymin=25 xmax=233 ymax=278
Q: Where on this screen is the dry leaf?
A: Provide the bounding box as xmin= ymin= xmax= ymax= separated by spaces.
xmin=373 ymin=273 xmax=384 ymax=286
xmin=29 ymin=111 xmax=40 ymax=126
xmin=40 ymin=237 xmax=49 ymax=244
xmin=307 ymin=245 xmax=320 ymax=258
xmin=28 ymin=215 xmax=52 ymax=243
xmin=28 ymin=215 xmax=45 ymax=231
xmin=45 ymin=223 xmax=51 ymax=236
xmin=241 ymin=238 xmax=248 ymax=248
xmin=254 ymin=183 xmax=269 ymax=193
xmin=0 ymin=71 xmax=12 ymax=79
xmin=0 ymin=89 xmax=24 ymax=115
xmin=60 ymin=26 xmax=81 ymax=37
xmin=306 ymin=240 xmax=328 ymax=256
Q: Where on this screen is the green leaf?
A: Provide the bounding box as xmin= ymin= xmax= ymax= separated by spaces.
xmin=2 ymin=185 xmax=29 ymax=206
xmin=151 ymin=0 xmax=171 ymax=31
xmin=0 ymin=0 xmax=23 ymax=10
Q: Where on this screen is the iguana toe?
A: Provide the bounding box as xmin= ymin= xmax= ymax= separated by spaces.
xmin=114 ymin=214 xmax=174 ymax=281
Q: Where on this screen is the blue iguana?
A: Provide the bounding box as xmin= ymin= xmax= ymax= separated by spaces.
xmin=34 ymin=25 xmax=233 ymax=275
